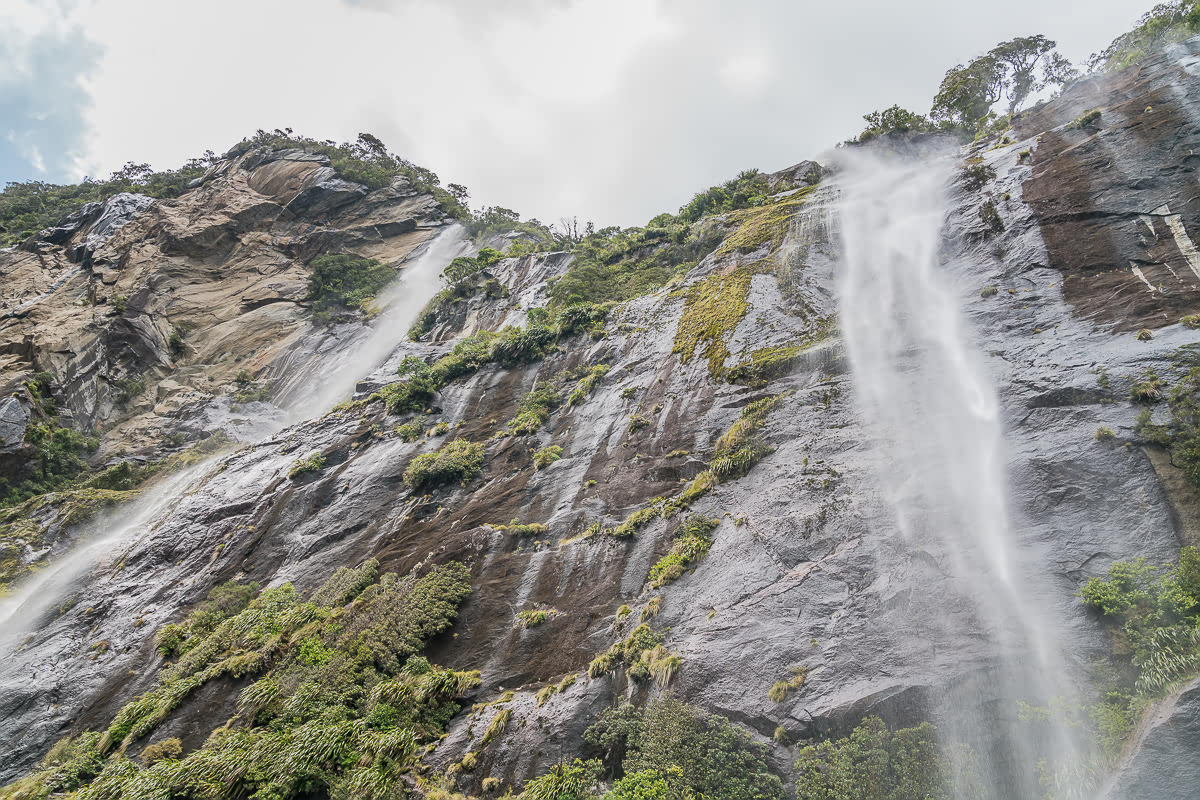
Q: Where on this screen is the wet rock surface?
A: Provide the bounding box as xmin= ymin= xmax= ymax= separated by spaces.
xmin=2 ymin=41 xmax=1200 ymax=798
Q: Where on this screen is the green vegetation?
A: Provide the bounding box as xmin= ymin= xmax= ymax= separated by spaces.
xmin=726 ymin=324 xmax=834 ymax=387
xmin=306 ymin=254 xmax=395 ymax=319
xmin=492 ymin=519 xmax=549 ymax=537
xmin=584 ymin=698 xmax=784 ymax=800
xmin=1135 ymin=366 xmax=1200 ymax=488
xmin=1080 ymin=548 xmax=1200 ymax=694
xmin=520 ymin=759 xmax=602 ymax=800
xmin=768 ymin=666 xmax=808 ymax=703
xmin=287 ymin=452 xmax=325 ymax=479
xmin=1136 ymin=328 xmax=1154 ymax=341
xmin=395 ymin=418 xmax=425 ymax=442
xmin=569 ymin=365 xmax=610 ymax=406
xmin=671 ymin=264 xmax=761 ymax=377
xmin=1182 ymin=314 xmax=1200 ymax=329
xmin=535 ymin=674 xmax=578 ymax=708
xmin=647 ymin=515 xmax=719 ymax=588
xmin=409 ymin=247 xmax=506 ymax=339
xmin=960 ymin=163 xmax=996 ymax=193
xmin=856 ymin=105 xmax=935 ymax=142
xmin=0 ymin=422 xmax=97 ymax=507
xmin=403 ymin=439 xmax=485 ymax=489
xmin=1070 ymin=109 xmax=1102 ymax=129
xmin=155 ymin=580 xmax=261 ymax=657
xmin=7 ymin=560 xmax=476 ymax=800
xmin=533 ymin=445 xmax=563 ymax=470
xmin=794 ymin=716 xmax=968 ymax=799
xmin=0 ymin=156 xmax=218 ymax=246
xmin=627 ymin=414 xmax=650 ymax=434
xmin=1096 ymin=425 xmax=1117 ymax=442
xmin=504 ymin=384 xmax=563 ymax=436
xmin=1090 ymin=1 xmax=1200 ymax=73
xmin=1130 ymin=372 xmax=1164 ymax=403
xmin=932 ymin=36 xmax=1075 ymax=128
xmin=515 ymin=609 xmax=558 ymax=628
xmin=979 ymin=201 xmax=1004 ymax=233
xmin=981 ymin=286 xmax=999 ymax=298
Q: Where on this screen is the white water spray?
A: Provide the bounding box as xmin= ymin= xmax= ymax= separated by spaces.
xmin=836 ymin=152 xmax=1086 ymax=797
xmin=0 ymin=226 xmax=467 ymax=647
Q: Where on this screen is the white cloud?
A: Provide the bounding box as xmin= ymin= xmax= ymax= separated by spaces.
xmin=8 ymin=0 xmax=1172 ymax=226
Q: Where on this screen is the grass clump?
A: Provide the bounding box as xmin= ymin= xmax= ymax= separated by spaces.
xmin=1095 ymin=425 xmax=1116 ymax=442
xmin=628 ymin=414 xmax=650 ymax=434
xmin=288 ymin=452 xmax=325 ymax=479
xmin=584 ymin=697 xmax=784 ymax=800
xmin=1136 ymin=328 xmax=1154 ymax=341
xmin=1182 ymin=314 xmax=1200 ymax=330
xmin=1130 ymin=372 xmax=1164 ymax=403
xmin=403 ymin=439 xmax=485 ymax=489
xmin=568 ymin=364 xmax=610 ymax=405
xmin=492 ymin=518 xmax=548 ymax=537
xmin=140 ymin=737 xmax=182 ymax=765
xmin=768 ymin=666 xmax=808 ymax=703
xmin=504 ymin=384 xmax=563 ymax=436
xmin=515 ymin=609 xmax=558 ymax=629
xmin=395 ymin=418 xmax=424 ymax=442
xmin=981 ymin=286 xmax=999 ymax=298
xmin=532 ymin=445 xmax=563 ymax=470
xmin=648 ymin=515 xmax=720 ymax=588
xmin=1070 ymin=109 xmax=1102 ymax=129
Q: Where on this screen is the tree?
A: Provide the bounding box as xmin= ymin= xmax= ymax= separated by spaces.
xmin=857 ymin=105 xmax=933 ymax=141
xmin=1090 ymin=1 xmax=1200 ymax=72
xmin=932 ymin=36 xmax=1076 ymax=128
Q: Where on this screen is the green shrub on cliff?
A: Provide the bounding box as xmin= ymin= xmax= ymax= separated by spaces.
xmin=306 ymin=254 xmax=395 ymax=317
xmin=14 ymin=561 xmax=476 ymax=800
xmin=794 ymin=716 xmax=963 ymax=799
xmin=1133 ymin=367 xmax=1200 ymax=488
xmin=1090 ymin=1 xmax=1200 ymax=73
xmin=403 ymin=438 xmax=485 ymax=489
xmin=584 ymin=698 xmax=783 ymax=800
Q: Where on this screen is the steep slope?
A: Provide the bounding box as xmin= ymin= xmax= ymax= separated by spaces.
xmin=3 ymin=36 xmax=1200 ymax=800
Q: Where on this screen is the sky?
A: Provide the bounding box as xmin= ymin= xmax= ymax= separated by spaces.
xmin=0 ymin=0 xmax=1164 ymax=228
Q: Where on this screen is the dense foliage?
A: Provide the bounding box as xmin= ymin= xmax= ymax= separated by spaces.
xmin=583 ymin=698 xmax=784 ymax=800
xmin=0 ymin=156 xmax=217 ymax=246
xmin=1080 ymin=547 xmax=1200 ymax=694
xmin=793 ymin=716 xmax=962 ymax=799
xmin=1136 ymin=365 xmax=1200 ymax=489
xmin=0 ymin=375 xmax=99 ymax=507
xmin=3 ymin=560 xmax=475 ymax=800
xmin=306 ymin=254 xmax=396 ymax=319
xmin=1091 ymin=1 xmax=1200 ymax=72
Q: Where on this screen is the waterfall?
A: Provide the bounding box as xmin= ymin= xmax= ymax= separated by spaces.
xmin=835 ymin=152 xmax=1087 ymax=797
xmin=0 ymin=226 xmax=467 ymax=646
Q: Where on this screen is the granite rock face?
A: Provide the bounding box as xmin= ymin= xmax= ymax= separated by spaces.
xmin=2 ymin=38 xmax=1200 ymax=799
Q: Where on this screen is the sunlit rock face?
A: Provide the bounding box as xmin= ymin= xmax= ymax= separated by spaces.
xmin=2 ymin=37 xmax=1200 ymax=798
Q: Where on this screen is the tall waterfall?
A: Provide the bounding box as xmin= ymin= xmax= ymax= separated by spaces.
xmin=835 ymin=152 xmax=1086 ymax=797
xmin=0 ymin=227 xmax=466 ymax=646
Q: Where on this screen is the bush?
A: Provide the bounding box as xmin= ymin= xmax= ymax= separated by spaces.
xmin=307 ymin=254 xmax=395 ymax=317
xmin=1070 ymin=109 xmax=1102 ymax=129
xmin=521 ymin=759 xmax=602 ymax=800
xmin=585 ymin=698 xmax=783 ymax=800
xmin=1095 ymin=426 xmax=1116 ymax=442
xmin=981 ymin=286 xmax=998 ymax=298
xmin=403 ymin=439 xmax=485 ymax=489
xmin=533 ymin=445 xmax=563 ymax=470
xmin=795 ymin=716 xmax=961 ymax=799
xmin=140 ymin=737 xmax=182 ymax=765
xmin=288 ymin=452 xmax=325 ymax=479
xmin=505 ymin=384 xmax=563 ymax=436
xmin=856 ymin=105 xmax=933 ymax=142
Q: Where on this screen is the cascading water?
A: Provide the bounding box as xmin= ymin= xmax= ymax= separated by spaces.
xmin=835 ymin=152 xmax=1088 ymax=797
xmin=0 ymin=226 xmax=467 ymax=649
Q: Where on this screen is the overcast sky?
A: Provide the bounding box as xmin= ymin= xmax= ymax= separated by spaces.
xmin=0 ymin=0 xmax=1162 ymax=227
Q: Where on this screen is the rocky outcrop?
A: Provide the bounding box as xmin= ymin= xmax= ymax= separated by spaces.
xmin=3 ymin=38 xmax=1200 ymax=799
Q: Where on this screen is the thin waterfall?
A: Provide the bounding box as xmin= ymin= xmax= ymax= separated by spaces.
xmin=0 ymin=226 xmax=467 ymax=647
xmin=835 ymin=151 xmax=1087 ymax=797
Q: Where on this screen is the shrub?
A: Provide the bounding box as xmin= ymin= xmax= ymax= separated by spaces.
xmin=979 ymin=201 xmax=1004 ymax=233
xmin=960 ymin=162 xmax=996 ymax=192
xmin=515 ymin=609 xmax=557 ymax=628
xmin=395 ymin=418 xmax=424 ymax=442
xmin=1070 ymin=109 xmax=1102 ymax=129
xmin=585 ymin=698 xmax=783 ymax=800
xmin=628 ymin=414 xmax=650 ymax=434
xmin=856 ymin=105 xmax=933 ymax=141
xmin=288 ymin=452 xmax=325 ymax=479
xmin=1181 ymin=314 xmax=1200 ymax=329
xmin=533 ymin=445 xmax=563 ymax=470
xmin=980 ymin=286 xmax=998 ymax=298
xmin=141 ymin=737 xmax=182 ymax=765
xmin=403 ymin=439 xmax=485 ymax=489
xmin=521 ymin=759 xmax=602 ymax=800
xmin=1095 ymin=425 xmax=1116 ymax=442
xmin=428 ymin=422 xmax=450 ymax=437
xmin=1136 ymin=328 xmax=1154 ymax=341
xmin=494 ymin=518 xmax=548 ymax=537
xmin=795 ymin=716 xmax=960 ymax=799
xmin=307 ymin=254 xmax=394 ymax=317
xmin=1130 ymin=373 xmax=1164 ymax=403
xmin=568 ymin=364 xmax=610 ymax=405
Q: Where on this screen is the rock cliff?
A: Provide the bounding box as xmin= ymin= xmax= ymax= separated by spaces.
xmin=2 ymin=35 xmax=1200 ymax=800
